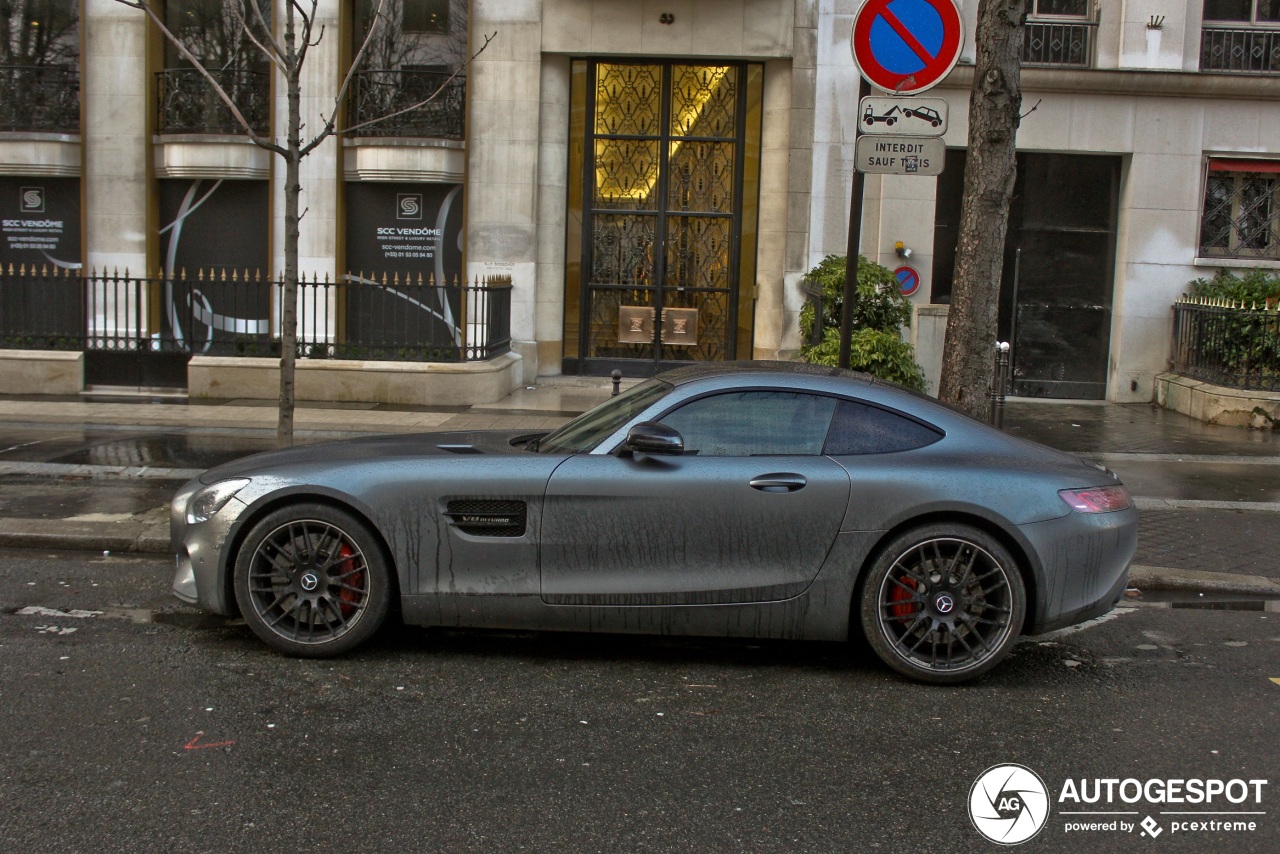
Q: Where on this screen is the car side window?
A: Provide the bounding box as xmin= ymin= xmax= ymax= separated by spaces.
xmin=823 ymin=398 xmax=943 ymax=455
xmin=659 ymin=391 xmax=838 ymax=456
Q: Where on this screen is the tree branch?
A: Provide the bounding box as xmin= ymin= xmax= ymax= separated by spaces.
xmin=111 ymin=0 xmax=287 ymax=156
xmin=232 ymin=0 xmax=287 ymax=74
xmin=291 ymin=0 xmax=317 ymax=66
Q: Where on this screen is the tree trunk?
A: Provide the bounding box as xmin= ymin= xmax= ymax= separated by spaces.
xmin=277 ymin=4 xmax=300 ymax=447
xmin=938 ymin=0 xmax=1025 ymax=421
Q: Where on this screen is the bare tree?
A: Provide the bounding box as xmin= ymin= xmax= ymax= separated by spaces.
xmin=114 ymin=0 xmax=491 ymax=445
xmin=937 ymin=0 xmax=1025 ymax=420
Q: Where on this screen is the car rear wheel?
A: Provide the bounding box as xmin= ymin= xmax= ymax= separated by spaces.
xmin=860 ymin=524 xmax=1025 ymax=684
xmin=233 ymin=503 xmax=391 ymax=657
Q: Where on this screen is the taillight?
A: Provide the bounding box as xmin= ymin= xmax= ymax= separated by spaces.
xmin=1059 ymin=486 xmax=1132 ymax=513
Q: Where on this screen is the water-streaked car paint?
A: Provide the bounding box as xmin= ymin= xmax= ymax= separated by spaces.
xmin=171 ymin=362 xmax=1136 ymax=666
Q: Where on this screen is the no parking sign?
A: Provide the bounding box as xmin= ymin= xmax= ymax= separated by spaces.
xmin=894 ymin=265 xmax=920 ymax=296
xmin=851 ymin=0 xmax=965 ymax=95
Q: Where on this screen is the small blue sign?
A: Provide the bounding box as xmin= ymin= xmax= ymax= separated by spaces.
xmin=894 ymin=265 xmax=921 ymax=296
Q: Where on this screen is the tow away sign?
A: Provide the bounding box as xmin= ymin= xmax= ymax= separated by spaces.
xmin=855 ymin=136 xmax=945 ymax=175
xmin=859 ymin=96 xmax=948 ymax=136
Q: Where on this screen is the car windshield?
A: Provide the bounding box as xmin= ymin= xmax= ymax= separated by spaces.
xmin=537 ymin=379 xmax=672 ymax=454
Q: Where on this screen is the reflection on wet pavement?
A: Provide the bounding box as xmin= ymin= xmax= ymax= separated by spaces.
xmin=0 ymin=475 xmax=184 ymax=519
xmin=1108 ymin=459 xmax=1280 ymax=504
xmin=0 ymin=428 xmax=295 ymax=469
xmin=1004 ymin=401 xmax=1280 ymax=456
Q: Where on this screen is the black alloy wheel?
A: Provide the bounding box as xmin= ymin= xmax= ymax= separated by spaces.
xmin=860 ymin=524 xmax=1026 ymax=684
xmin=234 ymin=503 xmax=391 ymax=657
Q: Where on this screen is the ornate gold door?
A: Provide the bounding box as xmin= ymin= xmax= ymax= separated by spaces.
xmin=564 ymin=61 xmax=762 ymax=375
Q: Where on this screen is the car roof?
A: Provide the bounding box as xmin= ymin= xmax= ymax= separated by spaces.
xmin=654 ymin=360 xmax=876 ymax=386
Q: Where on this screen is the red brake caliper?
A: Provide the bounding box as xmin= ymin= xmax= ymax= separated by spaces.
xmin=888 ymin=577 xmax=918 ymax=621
xmin=335 ymin=544 xmax=363 ymax=617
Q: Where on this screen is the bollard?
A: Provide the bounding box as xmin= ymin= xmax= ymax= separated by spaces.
xmin=989 ymin=341 xmax=1011 ymax=428
xmin=611 ymin=369 xmax=622 ymax=397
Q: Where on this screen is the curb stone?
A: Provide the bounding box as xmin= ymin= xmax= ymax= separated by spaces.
xmin=1127 ymin=564 xmax=1280 ymax=597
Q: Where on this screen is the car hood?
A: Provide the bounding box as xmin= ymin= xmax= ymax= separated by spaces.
xmin=197 ymin=429 xmax=542 ymax=484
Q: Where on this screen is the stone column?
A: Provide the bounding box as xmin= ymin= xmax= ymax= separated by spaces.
xmin=273 ymin=0 xmax=342 ymax=284
xmin=754 ymin=59 xmax=792 ymax=359
xmin=83 ymin=0 xmax=149 ymax=275
xmin=534 ymin=54 xmax=570 ymax=376
xmin=467 ymin=0 xmax=543 ymax=381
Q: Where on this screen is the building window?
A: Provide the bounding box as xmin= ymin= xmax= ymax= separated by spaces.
xmin=1022 ymin=0 xmax=1096 ymax=67
xmin=1199 ymin=160 xmax=1280 ymax=259
xmin=1204 ymin=0 xmax=1280 ymax=24
xmin=0 ymin=0 xmax=80 ymax=133
xmin=349 ymin=0 xmax=467 ymax=138
xmin=1201 ymin=0 xmax=1280 ymax=72
xmin=403 ymin=0 xmax=450 ymax=34
xmin=157 ymin=0 xmax=272 ymax=134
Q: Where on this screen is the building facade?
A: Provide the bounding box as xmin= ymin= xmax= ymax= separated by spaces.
xmin=0 ymin=0 xmax=1277 ymax=402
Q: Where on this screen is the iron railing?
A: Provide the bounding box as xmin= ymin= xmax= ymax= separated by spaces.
xmin=0 ymin=65 xmax=80 ymax=132
xmin=348 ymin=69 xmax=465 ymax=139
xmin=1171 ymin=298 xmax=1280 ymax=391
xmin=0 ymin=265 xmax=511 ymax=364
xmin=156 ymin=68 xmax=271 ymax=135
xmin=1201 ymin=25 xmax=1280 ymax=73
xmin=1022 ymin=19 xmax=1097 ymax=67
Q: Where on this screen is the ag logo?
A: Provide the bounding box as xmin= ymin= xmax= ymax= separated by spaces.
xmin=969 ymin=764 xmax=1050 ymax=845
xmin=20 ymin=186 xmax=44 ymax=213
xmin=397 ymin=193 xmax=422 ymax=220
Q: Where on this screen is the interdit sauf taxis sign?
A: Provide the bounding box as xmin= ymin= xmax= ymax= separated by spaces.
xmin=968 ymin=764 xmax=1270 ymax=845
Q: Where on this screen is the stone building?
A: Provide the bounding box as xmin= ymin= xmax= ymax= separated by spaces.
xmin=0 ymin=0 xmax=1276 ymax=403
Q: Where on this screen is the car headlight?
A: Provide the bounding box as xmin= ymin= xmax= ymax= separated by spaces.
xmin=186 ymin=478 xmax=250 ymax=525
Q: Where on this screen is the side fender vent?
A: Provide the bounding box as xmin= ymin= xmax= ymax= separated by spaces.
xmin=445 ymin=499 xmax=527 ymax=537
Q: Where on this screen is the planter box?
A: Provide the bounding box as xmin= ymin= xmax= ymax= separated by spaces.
xmin=0 ymin=350 xmax=83 ymax=395
xmin=1156 ymin=372 xmax=1280 ymax=429
xmin=188 ymin=353 xmax=523 ymax=407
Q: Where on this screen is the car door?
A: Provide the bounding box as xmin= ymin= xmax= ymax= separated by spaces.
xmin=540 ymin=390 xmax=850 ymax=605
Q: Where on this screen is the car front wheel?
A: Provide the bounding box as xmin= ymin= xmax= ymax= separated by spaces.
xmin=233 ymin=503 xmax=391 ymax=657
xmin=860 ymin=524 xmax=1026 ymax=684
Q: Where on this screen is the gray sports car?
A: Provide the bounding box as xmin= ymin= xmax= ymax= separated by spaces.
xmin=171 ymin=361 xmax=1137 ymax=684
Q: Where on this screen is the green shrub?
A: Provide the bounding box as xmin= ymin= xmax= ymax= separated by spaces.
xmin=799 ymin=254 xmax=926 ymax=391
xmin=1187 ymin=269 xmax=1280 ymax=306
xmin=1181 ymin=268 xmax=1280 ymax=385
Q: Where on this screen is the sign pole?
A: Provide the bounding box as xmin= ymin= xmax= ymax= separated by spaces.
xmin=839 ymin=76 xmax=871 ymax=371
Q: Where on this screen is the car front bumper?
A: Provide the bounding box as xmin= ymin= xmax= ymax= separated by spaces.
xmin=170 ymin=479 xmax=245 ymax=616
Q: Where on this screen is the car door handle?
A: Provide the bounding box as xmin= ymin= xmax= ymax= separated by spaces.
xmin=749 ymin=473 xmax=808 ymax=493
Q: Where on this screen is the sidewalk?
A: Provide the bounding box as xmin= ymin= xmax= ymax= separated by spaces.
xmin=0 ymin=386 xmax=1277 ymax=599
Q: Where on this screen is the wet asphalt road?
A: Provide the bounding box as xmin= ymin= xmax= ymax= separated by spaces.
xmin=1 ymin=549 xmax=1277 ymax=852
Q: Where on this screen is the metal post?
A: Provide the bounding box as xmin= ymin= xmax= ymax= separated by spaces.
xmin=990 ymin=341 xmax=1011 ymax=428
xmin=611 ymin=369 xmax=622 ymax=397
xmin=839 ymin=77 xmax=872 ymax=370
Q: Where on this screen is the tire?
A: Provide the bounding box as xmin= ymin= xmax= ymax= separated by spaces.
xmin=233 ymin=503 xmax=392 ymax=657
xmin=859 ymin=524 xmax=1026 ymax=684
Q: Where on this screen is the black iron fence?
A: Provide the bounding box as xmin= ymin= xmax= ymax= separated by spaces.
xmin=349 ymin=69 xmax=465 ymax=139
xmin=157 ymin=68 xmax=271 ymax=135
xmin=1022 ymin=19 xmax=1097 ymax=68
xmin=1201 ymin=26 xmax=1280 ymax=74
xmin=0 ymin=65 xmax=80 ymax=133
xmin=1172 ymin=298 xmax=1280 ymax=391
xmin=1 ymin=265 xmax=511 ymax=364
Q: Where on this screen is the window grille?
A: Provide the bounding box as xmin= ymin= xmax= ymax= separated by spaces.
xmin=1199 ymin=159 xmax=1280 ymax=259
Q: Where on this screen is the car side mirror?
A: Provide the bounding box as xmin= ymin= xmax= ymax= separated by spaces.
xmin=622 ymin=422 xmax=684 ymax=456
